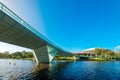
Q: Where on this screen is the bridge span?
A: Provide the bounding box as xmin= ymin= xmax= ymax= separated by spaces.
xmin=0 ymin=2 xmax=73 ymax=63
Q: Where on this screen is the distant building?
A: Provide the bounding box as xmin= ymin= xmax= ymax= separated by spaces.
xmin=73 ymin=49 xmax=95 ymax=60
xmin=74 ymin=51 xmax=95 ymax=57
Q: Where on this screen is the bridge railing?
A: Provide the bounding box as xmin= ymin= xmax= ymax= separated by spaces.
xmin=0 ymin=2 xmax=69 ymax=53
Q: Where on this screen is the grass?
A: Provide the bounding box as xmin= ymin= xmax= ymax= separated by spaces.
xmin=90 ymin=58 xmax=106 ymax=61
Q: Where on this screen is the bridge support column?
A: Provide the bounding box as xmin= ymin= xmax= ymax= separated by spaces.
xmin=33 ymin=45 xmax=58 ymax=63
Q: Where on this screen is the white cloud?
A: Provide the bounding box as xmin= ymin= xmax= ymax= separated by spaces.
xmin=114 ymin=45 xmax=120 ymax=51
xmin=83 ymin=48 xmax=96 ymax=52
xmin=115 ymin=45 xmax=120 ymax=49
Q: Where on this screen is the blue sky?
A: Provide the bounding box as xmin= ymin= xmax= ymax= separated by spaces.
xmin=0 ymin=0 xmax=120 ymax=53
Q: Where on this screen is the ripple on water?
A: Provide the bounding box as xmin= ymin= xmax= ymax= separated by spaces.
xmin=1 ymin=59 xmax=120 ymax=80
xmin=0 ymin=59 xmax=35 ymax=80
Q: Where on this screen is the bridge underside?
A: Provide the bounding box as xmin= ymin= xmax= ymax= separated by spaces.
xmin=0 ymin=11 xmax=46 ymax=49
xmin=0 ymin=3 xmax=73 ymax=63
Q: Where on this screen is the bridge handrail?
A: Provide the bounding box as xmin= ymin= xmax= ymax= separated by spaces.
xmin=0 ymin=2 xmax=69 ymax=53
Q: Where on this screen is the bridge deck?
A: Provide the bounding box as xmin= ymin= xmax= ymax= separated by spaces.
xmin=0 ymin=2 xmax=73 ymax=56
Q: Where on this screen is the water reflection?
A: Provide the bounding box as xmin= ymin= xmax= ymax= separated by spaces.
xmin=1 ymin=59 xmax=120 ymax=80
xmin=33 ymin=63 xmax=49 ymax=71
xmin=0 ymin=59 xmax=34 ymax=80
xmin=20 ymin=62 xmax=70 ymax=80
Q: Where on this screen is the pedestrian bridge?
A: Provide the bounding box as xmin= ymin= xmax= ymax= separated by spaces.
xmin=0 ymin=2 xmax=73 ymax=62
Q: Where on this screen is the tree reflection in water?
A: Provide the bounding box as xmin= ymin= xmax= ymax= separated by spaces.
xmin=19 ymin=61 xmax=70 ymax=80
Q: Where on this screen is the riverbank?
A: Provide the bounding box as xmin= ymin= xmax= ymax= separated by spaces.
xmin=76 ymin=57 xmax=120 ymax=61
xmin=1 ymin=57 xmax=120 ymax=61
xmin=0 ymin=58 xmax=34 ymax=60
xmin=54 ymin=56 xmax=120 ymax=61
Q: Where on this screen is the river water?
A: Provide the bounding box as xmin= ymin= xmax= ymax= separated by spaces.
xmin=0 ymin=59 xmax=120 ymax=80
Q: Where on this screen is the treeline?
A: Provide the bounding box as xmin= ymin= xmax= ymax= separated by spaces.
xmin=94 ymin=48 xmax=120 ymax=57
xmin=0 ymin=51 xmax=34 ymax=59
xmin=93 ymin=48 xmax=120 ymax=60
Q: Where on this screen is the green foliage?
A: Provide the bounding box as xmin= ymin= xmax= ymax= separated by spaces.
xmin=0 ymin=51 xmax=33 ymax=59
xmin=92 ymin=48 xmax=120 ymax=61
xmin=53 ymin=55 xmax=76 ymax=60
xmin=94 ymin=48 xmax=115 ymax=58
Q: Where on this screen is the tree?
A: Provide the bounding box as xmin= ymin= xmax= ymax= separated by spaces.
xmin=94 ymin=48 xmax=101 ymax=57
xmin=93 ymin=48 xmax=115 ymax=59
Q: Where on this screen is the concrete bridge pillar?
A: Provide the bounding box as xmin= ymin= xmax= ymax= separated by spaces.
xmin=33 ymin=45 xmax=58 ymax=63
